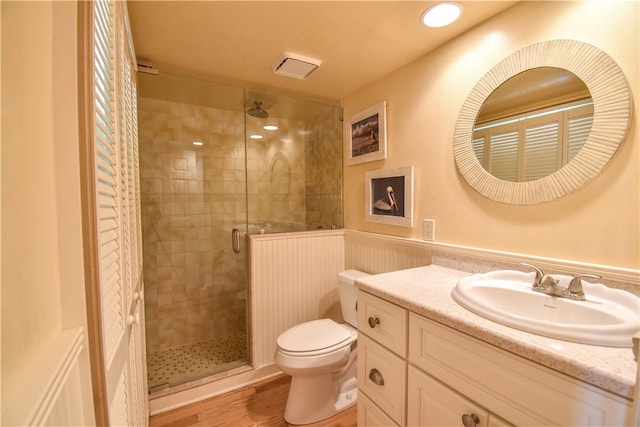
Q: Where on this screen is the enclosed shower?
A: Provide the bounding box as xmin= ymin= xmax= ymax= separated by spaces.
xmin=137 ymin=71 xmax=343 ymax=394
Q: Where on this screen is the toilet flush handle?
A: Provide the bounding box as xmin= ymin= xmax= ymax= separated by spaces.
xmin=368 ymin=316 xmax=380 ymax=328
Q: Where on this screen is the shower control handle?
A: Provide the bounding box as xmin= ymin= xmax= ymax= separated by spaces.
xmin=368 ymin=316 xmax=380 ymax=328
xmin=368 ymin=368 xmax=385 ymax=386
xmin=232 ymin=228 xmax=241 ymax=254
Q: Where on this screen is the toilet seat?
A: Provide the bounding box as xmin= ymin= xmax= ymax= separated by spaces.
xmin=277 ymin=319 xmax=356 ymax=357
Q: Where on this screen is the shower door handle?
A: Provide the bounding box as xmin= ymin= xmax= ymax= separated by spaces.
xmin=232 ymin=228 xmax=241 ymax=254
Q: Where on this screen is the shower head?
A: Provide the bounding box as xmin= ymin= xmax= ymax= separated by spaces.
xmin=247 ymin=101 xmax=269 ymax=118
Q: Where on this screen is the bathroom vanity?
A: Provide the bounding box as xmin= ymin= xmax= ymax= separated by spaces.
xmin=355 ymin=265 xmax=638 ymax=426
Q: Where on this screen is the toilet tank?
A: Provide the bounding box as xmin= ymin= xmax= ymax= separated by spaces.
xmin=338 ymin=269 xmax=370 ymax=327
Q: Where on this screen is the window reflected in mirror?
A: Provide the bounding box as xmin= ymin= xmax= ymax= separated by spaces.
xmin=472 ymin=67 xmax=593 ymax=182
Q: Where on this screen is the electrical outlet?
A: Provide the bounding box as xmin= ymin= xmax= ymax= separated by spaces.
xmin=423 ymin=219 xmax=435 ymax=241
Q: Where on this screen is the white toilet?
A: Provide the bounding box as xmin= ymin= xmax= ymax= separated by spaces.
xmin=275 ymin=269 xmax=369 ymax=425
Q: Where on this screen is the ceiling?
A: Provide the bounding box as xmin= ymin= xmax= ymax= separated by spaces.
xmin=128 ymin=1 xmax=518 ymax=105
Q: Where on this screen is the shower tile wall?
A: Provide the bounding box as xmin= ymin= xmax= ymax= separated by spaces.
xmin=246 ymin=107 xmax=342 ymax=232
xmin=305 ymin=109 xmax=343 ymax=229
xmin=246 ymin=117 xmax=306 ymax=230
xmin=139 ymin=97 xmax=247 ymax=354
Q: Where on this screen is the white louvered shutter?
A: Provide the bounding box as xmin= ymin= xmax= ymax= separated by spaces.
xmin=524 ymin=120 xmax=560 ymax=181
xmin=472 ymin=136 xmax=486 ymax=167
xmin=92 ymin=0 xmax=148 ymax=424
xmin=473 ymin=101 xmax=593 ymax=183
xmin=566 ymin=104 xmax=594 ymax=163
xmin=488 ymin=130 xmax=519 ymax=182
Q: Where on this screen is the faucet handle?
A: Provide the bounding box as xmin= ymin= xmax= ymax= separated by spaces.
xmin=565 ymin=274 xmax=601 ymax=300
xmin=520 ymin=263 xmax=544 ymax=287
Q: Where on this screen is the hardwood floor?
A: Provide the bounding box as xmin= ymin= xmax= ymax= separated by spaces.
xmin=149 ymin=375 xmax=357 ymax=427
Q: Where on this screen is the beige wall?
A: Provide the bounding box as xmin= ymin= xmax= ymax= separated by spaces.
xmin=344 ymin=1 xmax=639 ymax=269
xmin=1 ymin=1 xmax=91 ymax=412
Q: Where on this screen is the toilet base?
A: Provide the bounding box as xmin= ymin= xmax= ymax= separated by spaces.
xmin=283 ymin=373 xmax=357 ymax=425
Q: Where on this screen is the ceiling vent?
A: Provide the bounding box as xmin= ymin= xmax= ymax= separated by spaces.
xmin=272 ymin=52 xmax=321 ymax=80
xmin=137 ymin=59 xmax=159 ymax=75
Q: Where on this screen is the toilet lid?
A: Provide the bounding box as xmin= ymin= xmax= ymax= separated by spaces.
xmin=277 ymin=319 xmax=353 ymax=353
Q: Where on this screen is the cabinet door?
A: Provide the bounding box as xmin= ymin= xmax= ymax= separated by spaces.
xmin=408 ymin=365 xmax=489 ymax=427
xmin=408 ymin=313 xmax=628 ymax=426
xmin=358 ymin=392 xmax=399 ymax=427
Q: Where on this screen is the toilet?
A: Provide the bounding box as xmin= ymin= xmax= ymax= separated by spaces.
xmin=275 ymin=269 xmax=369 ymax=425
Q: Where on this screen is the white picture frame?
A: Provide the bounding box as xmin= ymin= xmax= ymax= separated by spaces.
xmin=347 ymin=101 xmax=387 ymax=165
xmin=365 ymin=166 xmax=413 ymax=227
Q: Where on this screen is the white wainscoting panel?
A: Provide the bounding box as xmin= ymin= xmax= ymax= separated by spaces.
xmin=250 ymin=230 xmax=345 ymax=368
xmin=2 ymin=327 xmax=94 ymax=426
xmin=345 ymin=230 xmax=431 ymax=274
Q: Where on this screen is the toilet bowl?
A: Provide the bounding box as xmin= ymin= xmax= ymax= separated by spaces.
xmin=275 ymin=269 xmax=369 ymax=425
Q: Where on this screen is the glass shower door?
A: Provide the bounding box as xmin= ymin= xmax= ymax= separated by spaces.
xmin=138 ymin=73 xmax=249 ymax=391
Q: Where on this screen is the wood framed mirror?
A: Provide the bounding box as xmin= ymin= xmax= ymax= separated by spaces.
xmin=453 ymin=39 xmax=631 ymax=205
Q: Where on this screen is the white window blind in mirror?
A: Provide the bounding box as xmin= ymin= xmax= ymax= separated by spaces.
xmin=489 ymin=130 xmax=519 ymax=182
xmin=474 ymin=101 xmax=593 ymax=183
xmin=524 ymin=121 xmax=560 ymax=181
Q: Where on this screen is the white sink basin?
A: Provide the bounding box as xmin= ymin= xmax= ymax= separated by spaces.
xmin=451 ymin=270 xmax=640 ymax=347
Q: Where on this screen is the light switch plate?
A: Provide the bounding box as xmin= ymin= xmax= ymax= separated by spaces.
xmin=423 ymin=219 xmax=435 ymax=241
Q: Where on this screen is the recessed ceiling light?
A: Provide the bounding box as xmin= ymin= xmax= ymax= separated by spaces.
xmin=192 ymin=141 xmax=204 ymax=146
xmin=263 ymin=125 xmax=278 ymax=131
xmin=421 ymin=2 xmax=463 ymax=28
xmin=249 ymin=134 xmax=263 ymax=139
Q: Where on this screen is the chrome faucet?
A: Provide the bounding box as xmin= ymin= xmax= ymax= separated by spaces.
xmin=521 ymin=263 xmax=562 ymax=296
xmin=520 ymin=263 xmax=601 ymax=301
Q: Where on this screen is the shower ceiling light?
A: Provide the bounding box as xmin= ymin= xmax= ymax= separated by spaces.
xmin=421 ymin=2 xmax=463 ymax=28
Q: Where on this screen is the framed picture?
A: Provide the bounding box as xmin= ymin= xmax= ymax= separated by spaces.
xmin=365 ymin=166 xmax=413 ymax=227
xmin=347 ymin=101 xmax=387 ymax=165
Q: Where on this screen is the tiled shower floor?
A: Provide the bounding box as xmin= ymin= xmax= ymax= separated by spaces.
xmin=147 ymin=332 xmax=247 ymax=391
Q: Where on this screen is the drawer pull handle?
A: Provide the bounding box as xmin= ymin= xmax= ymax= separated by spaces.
xmin=368 ymin=316 xmax=380 ymax=328
xmin=368 ymin=368 xmax=385 ymax=386
xmin=461 ymin=413 xmax=480 ymax=427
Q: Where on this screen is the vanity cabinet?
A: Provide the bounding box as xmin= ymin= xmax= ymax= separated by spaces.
xmin=356 ymin=290 xmax=633 ymax=426
xmin=408 ymin=313 xmax=630 ymax=426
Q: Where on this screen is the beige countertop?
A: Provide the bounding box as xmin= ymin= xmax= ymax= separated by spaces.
xmin=355 ymin=264 xmax=638 ymax=400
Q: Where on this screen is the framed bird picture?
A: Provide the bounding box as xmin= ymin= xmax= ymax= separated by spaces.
xmin=347 ymin=101 xmax=387 ymax=165
xmin=365 ymin=166 xmax=413 ymax=227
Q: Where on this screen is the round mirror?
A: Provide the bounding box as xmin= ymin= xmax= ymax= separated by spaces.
xmin=454 ymin=40 xmax=631 ymax=205
xmin=473 ymin=67 xmax=593 ymax=183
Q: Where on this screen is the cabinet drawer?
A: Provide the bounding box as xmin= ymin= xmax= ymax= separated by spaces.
xmin=408 ymin=365 xmax=490 ymax=427
xmin=358 ymin=334 xmax=406 ymax=425
xmin=357 ymin=291 xmax=407 ymax=356
xmin=358 ymin=392 xmax=399 ymax=427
